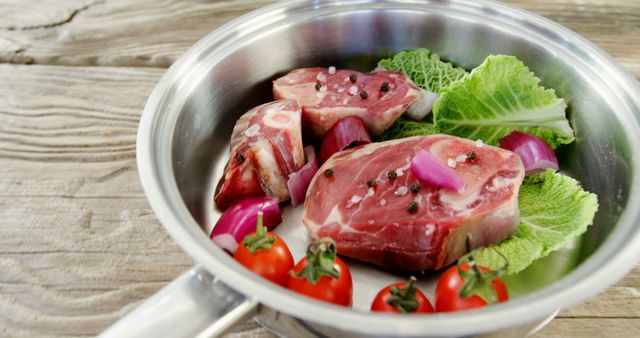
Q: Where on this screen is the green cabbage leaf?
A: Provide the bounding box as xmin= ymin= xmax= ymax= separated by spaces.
xmin=433 ymin=55 xmax=574 ymax=148
xmin=377 ymin=48 xmax=467 ymax=93
xmin=474 ymin=170 xmax=598 ymax=274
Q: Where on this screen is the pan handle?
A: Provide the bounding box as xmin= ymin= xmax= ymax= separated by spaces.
xmin=99 ymin=265 xmax=258 ymax=338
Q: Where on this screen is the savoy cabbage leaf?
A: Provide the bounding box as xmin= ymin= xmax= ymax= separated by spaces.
xmin=433 ymin=55 xmax=574 ymax=148
xmin=377 ymin=48 xmax=467 ymax=93
xmin=473 ymin=170 xmax=598 ymax=274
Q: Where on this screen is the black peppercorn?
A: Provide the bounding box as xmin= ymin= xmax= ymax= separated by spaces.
xmin=407 ymin=201 xmax=418 ymax=214
xmin=380 ymin=82 xmax=390 ymax=92
xmin=366 ymin=178 xmax=376 ymax=188
xmin=410 ymin=183 xmax=421 ymax=194
xmin=387 ymin=170 xmax=397 ymax=180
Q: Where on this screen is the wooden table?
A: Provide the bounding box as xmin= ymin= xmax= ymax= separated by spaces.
xmin=1 ymin=1 xmax=638 ymax=337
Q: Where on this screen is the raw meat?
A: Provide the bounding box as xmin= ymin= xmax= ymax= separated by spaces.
xmin=214 ymin=100 xmax=304 ymax=209
xmin=273 ymin=67 xmax=421 ymax=137
xmin=303 ymin=135 xmax=525 ymax=271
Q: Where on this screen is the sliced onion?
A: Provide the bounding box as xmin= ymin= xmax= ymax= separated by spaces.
xmin=287 ymin=146 xmax=319 ymax=206
xmin=319 ymin=116 xmax=371 ymax=163
xmin=406 ymin=88 xmax=439 ymax=121
xmin=209 ymin=196 xmax=282 ymax=253
xmin=411 ymin=150 xmax=465 ymax=192
xmin=499 ymin=131 xmax=559 ymax=175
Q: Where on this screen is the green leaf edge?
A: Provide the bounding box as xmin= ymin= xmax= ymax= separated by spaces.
xmin=473 ymin=170 xmax=599 ymax=275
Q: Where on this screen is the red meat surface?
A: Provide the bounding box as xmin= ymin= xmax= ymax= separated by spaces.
xmin=214 ymin=100 xmax=304 ymax=209
xmin=273 ymin=67 xmax=421 ymax=137
xmin=303 ymin=135 xmax=525 ymax=271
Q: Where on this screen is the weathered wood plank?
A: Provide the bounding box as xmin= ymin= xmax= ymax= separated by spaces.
xmin=0 ymin=0 xmax=638 ymax=79
xmin=0 ymin=64 xmax=161 ymax=163
xmin=558 ymin=286 xmax=640 ymax=318
xmin=0 ymin=64 xmax=193 ymax=337
xmin=505 ymin=0 xmax=640 ymax=77
xmin=536 ymin=318 xmax=640 ymax=338
xmin=534 ymin=266 xmax=640 ymax=336
xmin=0 ymin=0 xmax=277 ymax=67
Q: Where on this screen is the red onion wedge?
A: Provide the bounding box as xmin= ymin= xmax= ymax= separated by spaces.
xmin=499 ymin=131 xmax=559 ymax=175
xmin=406 ymin=88 xmax=439 ymax=121
xmin=209 ymin=197 xmax=282 ymax=253
xmin=319 ymin=116 xmax=371 ymax=163
xmin=411 ymin=149 xmax=465 ymax=192
xmin=287 ymin=146 xmax=319 ymax=206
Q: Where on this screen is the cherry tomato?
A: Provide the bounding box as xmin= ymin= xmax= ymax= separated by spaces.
xmin=371 ymin=277 xmax=434 ymax=313
xmin=234 ymin=231 xmax=293 ymax=286
xmin=435 ymin=263 xmax=509 ymax=312
xmin=232 ymin=211 xmax=292 ymax=286
xmin=287 ymin=239 xmax=353 ymax=306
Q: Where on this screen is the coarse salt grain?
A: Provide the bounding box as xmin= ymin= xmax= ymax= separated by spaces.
xmin=475 ymin=139 xmax=484 ymax=147
xmin=456 ymin=154 xmax=467 ymax=162
xmin=316 ymin=73 xmax=327 ymax=82
xmin=379 ymin=198 xmax=387 ymax=206
xmin=447 ymin=158 xmax=457 ymax=168
xmin=350 ymin=195 xmax=363 ymax=204
xmin=396 ymin=168 xmax=404 ymax=177
xmin=395 ymin=186 xmax=409 ymax=196
xmin=367 ymin=187 xmax=375 ymax=196
xmin=337 ymin=87 xmax=345 ymax=93
xmin=328 ymin=66 xmax=336 ymax=74
xmin=492 ymin=176 xmax=509 ymax=188
xmin=243 ymin=124 xmax=260 ymax=137
xmin=425 ymin=224 xmax=435 ymax=236
xmin=348 ymin=86 xmax=358 ymax=95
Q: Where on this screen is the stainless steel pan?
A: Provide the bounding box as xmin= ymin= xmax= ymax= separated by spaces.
xmin=101 ymin=1 xmax=640 ymax=337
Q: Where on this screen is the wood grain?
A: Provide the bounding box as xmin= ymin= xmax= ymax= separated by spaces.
xmin=537 ymin=318 xmax=640 ymax=338
xmin=0 ymin=0 xmax=277 ymax=67
xmin=0 ymin=1 xmax=638 ymax=338
xmin=0 ymin=65 xmax=193 ymax=337
xmin=506 ymin=0 xmax=640 ymax=78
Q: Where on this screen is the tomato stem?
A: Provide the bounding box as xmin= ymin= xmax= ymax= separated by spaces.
xmin=291 ymin=237 xmax=339 ymax=284
xmin=457 ymin=235 xmax=508 ymax=304
xmin=242 ymin=211 xmax=276 ymax=253
xmin=386 ymin=276 xmax=420 ymax=313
